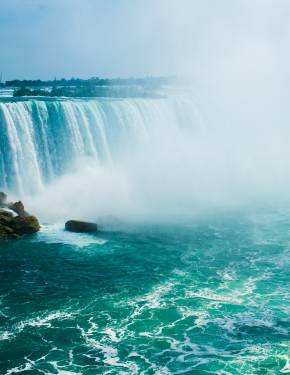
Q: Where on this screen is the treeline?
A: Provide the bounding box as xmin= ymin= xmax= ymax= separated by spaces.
xmin=6 ymin=76 xmax=175 ymax=88
xmin=13 ymin=85 xmax=164 ymax=98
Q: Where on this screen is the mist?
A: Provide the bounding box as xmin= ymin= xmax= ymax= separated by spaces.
xmin=25 ymin=115 xmax=290 ymax=223
xmin=3 ymin=0 xmax=290 ymax=222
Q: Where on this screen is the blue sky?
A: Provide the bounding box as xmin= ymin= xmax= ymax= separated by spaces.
xmin=1 ymin=0 xmax=290 ymax=80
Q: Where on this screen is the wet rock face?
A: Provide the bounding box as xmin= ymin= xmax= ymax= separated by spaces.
xmin=0 ymin=193 xmax=40 ymax=240
xmin=0 ymin=211 xmax=13 ymax=225
xmin=11 ymin=216 xmax=40 ymax=235
xmin=0 ymin=228 xmax=19 ymax=240
xmin=65 ymin=220 xmax=98 ymax=233
xmin=0 ymin=210 xmax=19 ymax=239
xmin=0 ymin=213 xmax=20 ymax=239
xmin=8 ymin=201 xmax=29 ymax=217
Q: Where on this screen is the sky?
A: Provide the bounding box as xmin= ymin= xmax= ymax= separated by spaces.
xmin=1 ymin=0 xmax=290 ymax=80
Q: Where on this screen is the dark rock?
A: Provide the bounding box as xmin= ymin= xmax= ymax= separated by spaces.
xmin=2 ymin=225 xmax=14 ymax=234
xmin=0 ymin=223 xmax=16 ymax=240
xmin=0 ymin=209 xmax=14 ymax=218
xmin=0 ymin=193 xmax=40 ymax=240
xmin=9 ymin=201 xmax=29 ymax=217
xmin=0 ymin=228 xmax=10 ymax=240
xmin=0 ymin=214 xmax=12 ymax=225
xmin=11 ymin=216 xmax=40 ymax=235
xmin=65 ymin=220 xmax=98 ymax=233
xmin=11 ymin=233 xmax=21 ymax=239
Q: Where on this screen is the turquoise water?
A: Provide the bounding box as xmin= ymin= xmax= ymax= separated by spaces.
xmin=0 ymin=212 xmax=289 ymax=374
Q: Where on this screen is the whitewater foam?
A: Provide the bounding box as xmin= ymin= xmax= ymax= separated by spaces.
xmin=36 ymin=224 xmax=107 ymax=248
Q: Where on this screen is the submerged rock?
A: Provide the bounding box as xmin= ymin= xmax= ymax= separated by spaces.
xmin=65 ymin=220 xmax=98 ymax=233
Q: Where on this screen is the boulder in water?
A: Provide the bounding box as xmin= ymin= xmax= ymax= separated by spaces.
xmin=65 ymin=220 xmax=98 ymax=233
xmin=11 ymin=215 xmax=40 ymax=235
xmin=0 ymin=194 xmax=40 ymax=240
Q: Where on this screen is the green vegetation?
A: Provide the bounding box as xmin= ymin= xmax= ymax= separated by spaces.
xmin=9 ymin=76 xmax=174 ymax=98
xmin=6 ymin=76 xmax=174 ymax=88
xmin=13 ymin=85 xmax=165 ymax=98
xmin=13 ymin=87 xmax=50 ymax=97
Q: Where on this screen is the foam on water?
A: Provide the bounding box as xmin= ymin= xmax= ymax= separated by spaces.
xmin=36 ymin=224 xmax=107 ymax=248
xmin=0 ymin=210 xmax=289 ymax=374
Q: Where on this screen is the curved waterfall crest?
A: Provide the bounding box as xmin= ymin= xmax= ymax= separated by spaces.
xmin=0 ymin=96 xmax=201 ymax=194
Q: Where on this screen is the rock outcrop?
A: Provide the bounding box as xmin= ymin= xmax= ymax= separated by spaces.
xmin=8 ymin=201 xmax=29 ymax=217
xmin=11 ymin=215 xmax=40 ymax=235
xmin=0 ymin=192 xmax=40 ymax=240
xmin=65 ymin=220 xmax=98 ymax=233
xmin=0 ymin=210 xmax=20 ymax=239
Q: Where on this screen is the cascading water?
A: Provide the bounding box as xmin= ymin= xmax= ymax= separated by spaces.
xmin=1 ymin=94 xmax=290 ymax=375
xmin=0 ymin=96 xmax=201 ymax=195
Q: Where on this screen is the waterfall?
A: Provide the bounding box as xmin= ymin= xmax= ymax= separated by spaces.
xmin=0 ymin=96 xmax=201 ymax=195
